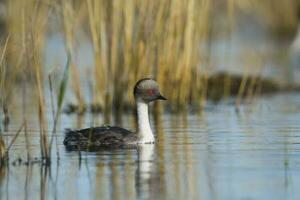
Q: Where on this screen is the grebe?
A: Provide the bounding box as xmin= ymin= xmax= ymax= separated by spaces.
xmin=63 ymin=78 xmax=166 ymax=148
xmin=289 ymin=8 xmax=300 ymax=84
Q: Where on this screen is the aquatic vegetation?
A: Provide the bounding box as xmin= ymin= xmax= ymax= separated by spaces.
xmin=0 ymin=2 xmax=299 ymax=200
xmin=0 ymin=134 xmax=5 ymax=166
xmin=0 ymin=0 xmax=298 ymax=156
xmin=49 ymin=54 xmax=71 ymax=159
xmin=0 ymin=0 xmax=298 ymax=115
xmin=0 ymin=122 xmax=24 ymax=167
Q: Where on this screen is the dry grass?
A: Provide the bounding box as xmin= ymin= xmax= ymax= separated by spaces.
xmin=0 ymin=134 xmax=5 ymax=165
xmin=0 ymin=0 xmax=299 ymax=118
xmin=5 ymin=0 xmax=51 ymax=160
xmin=82 ymin=0 xmax=214 ymax=112
xmin=0 ymin=122 xmax=24 ymax=166
xmin=0 ymin=0 xmax=297 ymax=165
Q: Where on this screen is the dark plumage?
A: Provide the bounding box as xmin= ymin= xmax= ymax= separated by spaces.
xmin=63 ymin=78 xmax=166 ymax=150
xmin=64 ymin=126 xmax=137 ymax=148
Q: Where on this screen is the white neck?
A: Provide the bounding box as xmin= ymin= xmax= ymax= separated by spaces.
xmin=136 ymin=100 xmax=155 ymax=144
xmin=292 ymin=24 xmax=300 ymax=49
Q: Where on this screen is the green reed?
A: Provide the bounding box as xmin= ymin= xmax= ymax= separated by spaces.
xmin=49 ymin=53 xmax=71 ymax=159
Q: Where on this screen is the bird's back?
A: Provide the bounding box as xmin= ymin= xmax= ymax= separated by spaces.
xmin=63 ymin=125 xmax=137 ymax=150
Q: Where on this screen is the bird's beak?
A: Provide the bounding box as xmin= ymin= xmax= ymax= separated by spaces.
xmin=157 ymin=94 xmax=167 ymax=100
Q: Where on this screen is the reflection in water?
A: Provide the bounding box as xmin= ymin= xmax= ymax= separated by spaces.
xmin=182 ymin=115 xmax=196 ymax=200
xmin=136 ymin=144 xmax=154 ymax=199
xmin=1 ymin=94 xmax=300 ymax=199
xmin=24 ymin=166 xmax=31 ymax=200
xmin=0 ymin=165 xmax=5 ymax=198
xmin=40 ymin=166 xmax=48 ymax=200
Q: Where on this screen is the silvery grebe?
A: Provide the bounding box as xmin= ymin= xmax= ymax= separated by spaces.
xmin=63 ymin=78 xmax=166 ymax=148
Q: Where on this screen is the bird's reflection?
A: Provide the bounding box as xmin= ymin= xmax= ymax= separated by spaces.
xmin=136 ymin=144 xmax=155 ymax=199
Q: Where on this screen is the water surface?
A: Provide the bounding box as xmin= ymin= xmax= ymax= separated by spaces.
xmin=1 ymin=93 xmax=300 ymax=200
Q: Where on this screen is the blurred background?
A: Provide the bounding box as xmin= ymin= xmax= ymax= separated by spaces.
xmin=0 ymin=0 xmax=299 ymax=113
xmin=1 ymin=0 xmax=300 ymax=199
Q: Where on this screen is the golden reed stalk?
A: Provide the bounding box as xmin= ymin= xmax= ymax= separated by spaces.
xmin=1 ymin=0 xmax=299 ymax=117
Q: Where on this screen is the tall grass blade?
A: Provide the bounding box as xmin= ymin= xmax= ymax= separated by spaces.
xmin=49 ymin=53 xmax=71 ymax=159
xmin=0 ymin=132 xmax=5 ymax=166
xmin=5 ymin=122 xmax=24 ymax=153
xmin=57 ymin=53 xmax=71 ymax=114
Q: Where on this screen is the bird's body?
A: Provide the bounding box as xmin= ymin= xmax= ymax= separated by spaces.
xmin=288 ymin=7 xmax=300 ymax=84
xmin=63 ymin=78 xmax=166 ymax=150
xmin=64 ymin=126 xmax=137 ymax=148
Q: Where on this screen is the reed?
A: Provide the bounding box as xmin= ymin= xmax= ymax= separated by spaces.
xmin=0 ymin=34 xmax=9 ymax=166
xmin=49 ymin=53 xmax=71 ymax=159
xmin=61 ymin=0 xmax=85 ymax=113
xmin=0 ymin=34 xmax=10 ymax=126
xmin=34 ymin=44 xmax=49 ymax=159
xmin=0 ymin=122 xmax=24 ymax=167
xmin=0 ymin=0 xmax=298 ymax=175
xmin=0 ymin=133 xmax=5 ymax=166
xmin=235 ymin=69 xmax=248 ymax=107
xmin=17 ymin=0 xmax=51 ymax=160
xmin=82 ymin=0 xmax=214 ymax=112
xmin=5 ymin=122 xmax=24 ymax=153
xmin=0 ymin=0 xmax=299 ymax=118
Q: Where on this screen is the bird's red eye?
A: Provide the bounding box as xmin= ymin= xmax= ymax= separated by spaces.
xmin=146 ymin=89 xmax=154 ymax=95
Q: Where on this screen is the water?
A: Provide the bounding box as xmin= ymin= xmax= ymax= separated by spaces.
xmin=1 ymin=93 xmax=300 ymax=200
xmin=2 ymin=22 xmax=300 ymax=199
